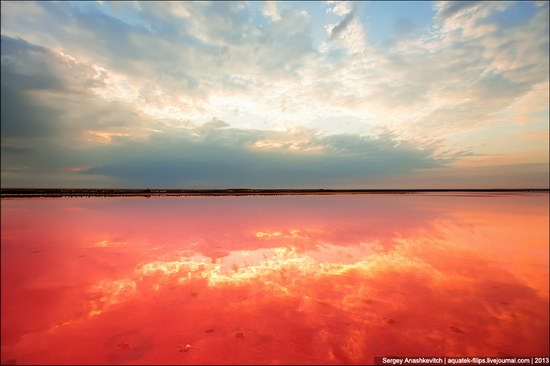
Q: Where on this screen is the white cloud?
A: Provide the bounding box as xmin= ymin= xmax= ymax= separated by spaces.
xmin=262 ymin=1 xmax=280 ymax=22
xmin=327 ymin=1 xmax=354 ymax=17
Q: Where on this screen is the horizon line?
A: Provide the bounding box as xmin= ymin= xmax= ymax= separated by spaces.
xmin=1 ymin=187 xmax=549 ymax=198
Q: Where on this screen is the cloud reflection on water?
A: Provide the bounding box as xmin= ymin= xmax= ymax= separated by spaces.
xmin=1 ymin=194 xmax=548 ymax=364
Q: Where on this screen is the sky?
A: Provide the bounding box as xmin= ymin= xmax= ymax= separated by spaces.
xmin=0 ymin=0 xmax=548 ymax=189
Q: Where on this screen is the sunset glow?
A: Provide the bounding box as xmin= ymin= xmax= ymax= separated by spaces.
xmin=1 ymin=194 xmax=548 ymax=364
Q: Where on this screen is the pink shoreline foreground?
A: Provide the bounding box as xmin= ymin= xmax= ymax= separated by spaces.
xmin=1 ymin=194 xmax=549 ymax=365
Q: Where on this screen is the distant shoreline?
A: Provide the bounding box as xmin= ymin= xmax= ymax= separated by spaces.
xmin=1 ymin=188 xmax=548 ymax=198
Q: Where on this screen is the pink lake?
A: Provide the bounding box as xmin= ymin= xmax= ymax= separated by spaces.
xmin=1 ymin=193 xmax=549 ymax=364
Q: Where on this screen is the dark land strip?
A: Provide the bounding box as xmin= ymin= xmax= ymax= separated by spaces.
xmin=1 ymin=188 xmax=548 ymax=198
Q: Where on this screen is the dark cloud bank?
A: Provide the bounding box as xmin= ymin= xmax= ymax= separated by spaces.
xmin=0 ymin=34 xmax=451 ymax=188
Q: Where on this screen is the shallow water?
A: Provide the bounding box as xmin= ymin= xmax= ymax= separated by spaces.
xmin=1 ymin=193 xmax=549 ymax=364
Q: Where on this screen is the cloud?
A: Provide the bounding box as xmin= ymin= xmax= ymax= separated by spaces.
xmin=327 ymin=1 xmax=355 ymax=17
xmin=0 ymin=84 xmax=61 ymax=138
xmin=0 ymin=1 xmax=548 ymax=188
xmin=0 ymin=36 xmax=65 ymax=91
xmin=78 ymin=128 xmax=448 ymax=188
xmin=434 ymin=1 xmax=482 ymax=22
xmin=328 ymin=5 xmax=356 ymax=41
xmin=62 ymin=166 xmax=94 ymax=172
xmin=1 ymin=33 xmax=457 ymax=188
xmin=0 ymin=145 xmax=33 ymax=155
xmin=262 ymin=1 xmax=280 ymax=22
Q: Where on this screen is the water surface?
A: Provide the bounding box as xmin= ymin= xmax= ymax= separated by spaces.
xmin=1 ymin=193 xmax=549 ymax=364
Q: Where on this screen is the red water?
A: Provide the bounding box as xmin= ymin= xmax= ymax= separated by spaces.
xmin=1 ymin=194 xmax=549 ymax=364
